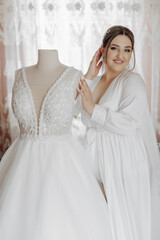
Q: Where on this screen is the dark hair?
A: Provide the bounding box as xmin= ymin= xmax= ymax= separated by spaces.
xmin=102 ymin=25 xmax=135 ymax=70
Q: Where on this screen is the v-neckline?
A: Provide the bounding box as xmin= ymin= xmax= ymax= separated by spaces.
xmin=91 ymin=67 xmax=131 ymax=105
xmin=91 ymin=74 xmax=118 ymax=105
xmin=22 ymin=66 xmax=72 ymax=134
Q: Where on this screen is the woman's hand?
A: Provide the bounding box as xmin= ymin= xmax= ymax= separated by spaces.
xmin=78 ymin=78 xmax=95 ymax=116
xmin=84 ymin=47 xmax=102 ymax=80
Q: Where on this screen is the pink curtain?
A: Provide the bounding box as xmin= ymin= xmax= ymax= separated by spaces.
xmin=0 ymin=41 xmax=12 ymax=159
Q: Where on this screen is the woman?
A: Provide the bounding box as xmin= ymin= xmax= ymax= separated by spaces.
xmin=78 ymin=25 xmax=160 ymax=240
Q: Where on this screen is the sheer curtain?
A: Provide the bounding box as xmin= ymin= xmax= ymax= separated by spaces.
xmin=0 ymin=0 xmax=160 ymax=158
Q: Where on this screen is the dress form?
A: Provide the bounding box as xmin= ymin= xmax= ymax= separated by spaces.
xmin=24 ymin=49 xmax=68 ymax=122
xmin=0 ymin=50 xmax=112 ymax=240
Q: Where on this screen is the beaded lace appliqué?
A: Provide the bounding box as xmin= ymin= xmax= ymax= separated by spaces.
xmin=12 ymin=67 xmax=80 ymax=137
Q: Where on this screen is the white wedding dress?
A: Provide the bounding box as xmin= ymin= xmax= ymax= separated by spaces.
xmin=0 ymin=67 xmax=111 ymax=240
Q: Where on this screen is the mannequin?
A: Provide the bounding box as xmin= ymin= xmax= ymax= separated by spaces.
xmin=24 ymin=49 xmax=68 ymax=122
xmin=0 ymin=48 xmax=112 ymax=240
xmin=23 ymin=48 xmax=100 ymax=123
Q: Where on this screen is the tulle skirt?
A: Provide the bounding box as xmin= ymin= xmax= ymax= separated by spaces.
xmin=0 ymin=133 xmax=111 ymax=240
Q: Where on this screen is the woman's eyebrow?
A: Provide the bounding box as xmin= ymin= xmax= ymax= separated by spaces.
xmin=110 ymin=44 xmax=132 ymax=48
xmin=110 ymin=44 xmax=120 ymax=47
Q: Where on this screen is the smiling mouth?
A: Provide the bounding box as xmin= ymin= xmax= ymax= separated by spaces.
xmin=113 ymin=59 xmax=124 ymax=64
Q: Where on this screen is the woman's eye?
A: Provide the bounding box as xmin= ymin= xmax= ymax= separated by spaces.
xmin=110 ymin=47 xmax=117 ymax=50
xmin=125 ymin=49 xmax=131 ymax=52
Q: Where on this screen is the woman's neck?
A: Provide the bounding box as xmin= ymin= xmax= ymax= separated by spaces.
xmin=103 ymin=65 xmax=125 ymax=83
xmin=36 ymin=49 xmax=61 ymax=70
xmin=103 ymin=70 xmax=119 ymax=83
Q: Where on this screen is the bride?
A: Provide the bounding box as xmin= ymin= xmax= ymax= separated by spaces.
xmin=79 ymin=25 xmax=160 ymax=240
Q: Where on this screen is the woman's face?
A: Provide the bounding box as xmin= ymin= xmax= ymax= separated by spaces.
xmin=102 ymin=35 xmax=132 ymax=75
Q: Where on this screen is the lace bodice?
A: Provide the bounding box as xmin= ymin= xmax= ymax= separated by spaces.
xmin=12 ymin=67 xmax=81 ymax=137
